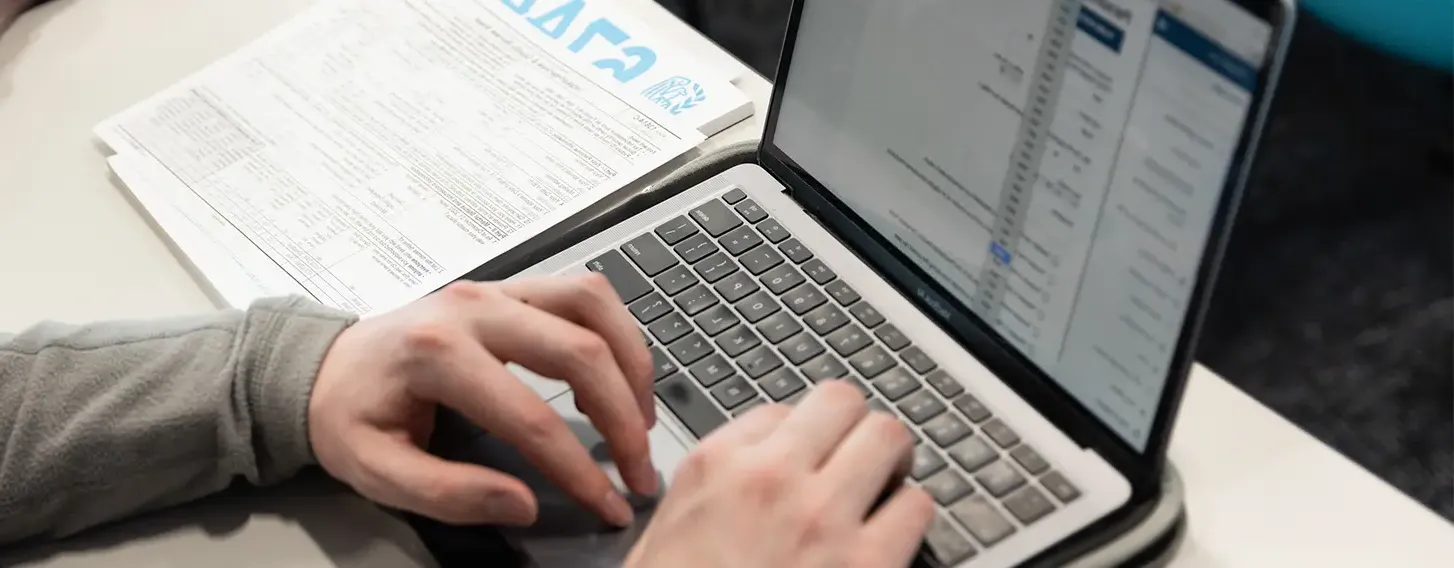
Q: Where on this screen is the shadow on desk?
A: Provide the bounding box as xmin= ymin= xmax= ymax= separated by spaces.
xmin=0 ymin=471 xmax=437 ymax=568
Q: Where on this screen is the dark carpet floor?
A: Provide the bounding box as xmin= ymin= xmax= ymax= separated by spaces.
xmin=658 ymin=0 xmax=1454 ymax=520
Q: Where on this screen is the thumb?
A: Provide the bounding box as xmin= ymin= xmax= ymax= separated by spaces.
xmin=357 ymin=434 xmax=539 ymax=526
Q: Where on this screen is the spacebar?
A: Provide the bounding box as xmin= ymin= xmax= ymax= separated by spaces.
xmin=655 ymin=373 xmax=727 ymax=440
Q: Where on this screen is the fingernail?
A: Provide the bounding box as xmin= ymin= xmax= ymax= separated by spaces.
xmin=604 ymin=491 xmax=634 ymax=527
xmin=635 ymin=457 xmax=660 ymax=496
xmin=485 ymin=493 xmax=535 ymax=526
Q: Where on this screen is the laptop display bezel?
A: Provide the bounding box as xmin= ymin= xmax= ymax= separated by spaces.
xmin=756 ymin=0 xmax=1295 ymax=492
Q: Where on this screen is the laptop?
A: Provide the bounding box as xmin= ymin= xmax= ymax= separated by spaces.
xmin=464 ymin=0 xmax=1296 ymax=566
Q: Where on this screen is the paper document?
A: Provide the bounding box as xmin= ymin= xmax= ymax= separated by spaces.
xmin=98 ymin=0 xmax=704 ymax=315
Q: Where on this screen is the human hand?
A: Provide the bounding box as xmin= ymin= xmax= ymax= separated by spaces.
xmin=306 ymin=275 xmax=656 ymax=528
xmin=625 ymin=382 xmax=936 ymax=568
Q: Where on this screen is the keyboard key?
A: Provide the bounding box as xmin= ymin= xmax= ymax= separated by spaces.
xmin=783 ymin=389 xmax=810 ymax=405
xmin=761 ymin=264 xmax=806 ymax=294
xmin=622 ymin=233 xmax=678 ymax=276
xmin=872 ymin=367 xmax=920 ymax=401
xmin=897 ymin=390 xmax=946 ymax=424
xmin=953 ymin=394 xmax=993 ymax=423
xmin=722 ymin=188 xmax=747 ymax=204
xmin=779 ymin=238 xmax=813 ymax=263
xmin=693 ymin=305 xmax=740 ymax=337
xmin=712 ymin=272 xmax=759 ymax=303
xmin=874 ymin=324 xmax=910 ymax=351
xmin=647 ymin=313 xmax=692 ymax=344
xmin=756 ymin=218 xmax=790 ymax=243
xmin=900 ymin=346 xmax=938 ymax=374
xmin=923 ymin=515 xmax=977 ymax=565
xmin=756 ymin=311 xmax=802 ymax=344
xmin=801 ymin=258 xmax=836 ymax=284
xmin=673 ymin=234 xmax=718 ymax=263
xmin=922 ymin=469 xmax=975 ymax=506
xmin=782 ymin=284 xmax=827 ymax=315
xmin=823 ymin=280 xmax=859 ymax=306
xmin=923 ymin=412 xmax=973 ymax=447
xmin=720 ymin=225 xmax=764 ymax=256
xmin=848 ymin=346 xmax=896 ymax=378
xmin=826 ymin=324 xmax=873 ymax=356
xmin=629 ymin=293 xmax=672 ymax=324
xmin=1010 ymin=445 xmax=1050 ymax=475
xmin=653 ymin=265 xmax=699 ymax=296
xmin=693 ymin=252 xmax=739 ymax=283
xmin=1041 ymin=471 xmax=1081 ymax=503
xmin=673 ymin=285 xmax=719 ymax=316
xmin=734 ymin=291 xmax=781 ymax=323
xmin=975 ymin=461 xmax=1026 ymax=498
xmin=924 ymin=370 xmax=965 ymax=398
xmin=982 ymin=419 xmax=1021 ymax=448
xmin=711 ymin=377 xmax=758 ymax=410
xmin=731 ymin=397 xmax=766 ymax=417
xmin=759 ymin=368 xmax=807 ymax=401
xmin=650 ymin=347 xmax=677 ymax=382
xmin=803 ymin=304 xmax=849 ymax=335
xmin=736 ymin=346 xmax=784 ymax=379
xmin=656 ymin=373 xmax=727 ymax=439
xmin=1003 ymin=485 xmax=1056 ymax=525
xmin=801 ymin=353 xmax=850 ymax=381
xmin=779 ymin=332 xmax=826 ymax=365
xmin=740 ymin=246 xmax=785 ymax=275
xmin=689 ymin=200 xmax=743 ymax=236
xmin=654 ymin=216 xmax=699 ymax=245
xmin=586 ymin=250 xmax=651 ymax=303
xmin=947 ymin=437 xmax=998 ymax=473
xmin=714 ymin=325 xmax=762 ymax=358
xmin=911 ymin=445 xmax=948 ymax=480
xmin=668 ymin=333 xmax=714 ymax=366
xmin=948 ymin=495 xmax=1016 ymax=547
xmin=733 ymin=198 xmax=768 ymax=223
xmin=867 ymin=397 xmax=892 ymax=414
xmin=688 ymin=354 xmax=735 ymax=388
xmin=849 ymin=302 xmax=886 ymax=328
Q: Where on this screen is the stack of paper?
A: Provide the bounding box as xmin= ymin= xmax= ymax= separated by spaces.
xmin=97 ymin=0 xmax=752 ymax=315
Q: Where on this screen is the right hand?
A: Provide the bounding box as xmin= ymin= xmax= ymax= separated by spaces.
xmin=306 ymin=275 xmax=657 ymax=528
xmin=625 ymin=382 xmax=936 ymax=568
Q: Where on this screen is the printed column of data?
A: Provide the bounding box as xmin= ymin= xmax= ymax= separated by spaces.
xmin=975 ymin=0 xmax=1158 ymax=362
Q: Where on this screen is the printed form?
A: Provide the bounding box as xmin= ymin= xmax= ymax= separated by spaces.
xmin=97 ymin=0 xmax=703 ymax=315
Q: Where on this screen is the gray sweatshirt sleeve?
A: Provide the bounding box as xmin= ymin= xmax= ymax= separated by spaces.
xmin=0 ymin=296 xmax=358 ymax=546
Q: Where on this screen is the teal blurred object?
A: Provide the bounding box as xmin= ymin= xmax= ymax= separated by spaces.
xmin=1302 ymin=0 xmax=1454 ymax=70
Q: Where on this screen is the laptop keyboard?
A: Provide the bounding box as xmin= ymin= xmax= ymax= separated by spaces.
xmin=585 ymin=187 xmax=1082 ymax=565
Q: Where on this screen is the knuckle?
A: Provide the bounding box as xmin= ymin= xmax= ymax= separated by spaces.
xmin=400 ymin=321 xmax=458 ymax=355
xmin=738 ymin=455 xmax=792 ymax=502
xmin=565 ymin=332 xmax=612 ymax=364
xmin=440 ymin=281 xmax=489 ymax=303
xmin=794 ymin=493 xmax=836 ymax=544
xmin=514 ymin=408 xmax=564 ymax=444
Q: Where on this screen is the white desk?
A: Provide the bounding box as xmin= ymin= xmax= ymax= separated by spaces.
xmin=2 ymin=1 xmax=1450 ymax=566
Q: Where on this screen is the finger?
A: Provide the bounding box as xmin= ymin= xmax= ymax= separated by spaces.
xmin=860 ymin=485 xmax=936 ymax=567
xmin=412 ymin=340 xmax=635 ymax=527
xmin=498 ymin=274 xmax=655 ymax=426
xmin=351 ymin=430 xmax=539 ymax=526
xmin=700 ymin=403 xmax=791 ymax=449
xmin=467 ymin=298 xmax=656 ymax=497
xmin=762 ymin=380 xmax=869 ymax=468
xmin=819 ymin=410 xmax=917 ymax=516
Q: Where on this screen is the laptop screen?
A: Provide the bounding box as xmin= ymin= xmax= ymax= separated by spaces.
xmin=772 ymin=0 xmax=1272 ymax=450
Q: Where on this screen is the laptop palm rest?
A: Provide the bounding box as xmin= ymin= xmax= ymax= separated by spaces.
xmin=436 ymin=389 xmax=691 ymax=567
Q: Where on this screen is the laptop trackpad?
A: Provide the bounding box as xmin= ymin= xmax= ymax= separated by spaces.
xmin=483 ymin=389 xmax=691 ymax=567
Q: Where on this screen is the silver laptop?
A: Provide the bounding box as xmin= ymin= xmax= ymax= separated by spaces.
xmin=483 ymin=0 xmax=1296 ymax=565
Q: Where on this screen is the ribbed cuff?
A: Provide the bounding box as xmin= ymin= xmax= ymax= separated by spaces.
xmin=243 ymin=296 xmax=358 ymax=484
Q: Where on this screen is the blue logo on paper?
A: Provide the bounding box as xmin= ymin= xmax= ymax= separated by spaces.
xmin=642 ymin=76 xmax=707 ymax=116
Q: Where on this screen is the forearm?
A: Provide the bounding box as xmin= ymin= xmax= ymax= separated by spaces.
xmin=0 ymin=297 xmax=356 ymax=546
